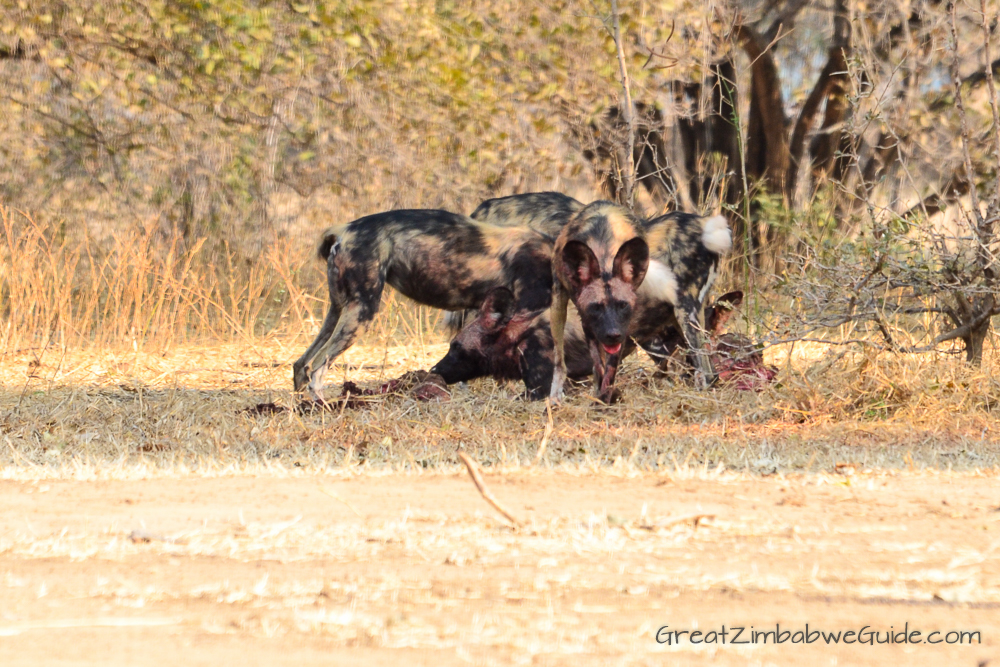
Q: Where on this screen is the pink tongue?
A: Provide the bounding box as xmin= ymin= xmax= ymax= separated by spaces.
xmin=603 ymin=343 xmax=622 ymax=356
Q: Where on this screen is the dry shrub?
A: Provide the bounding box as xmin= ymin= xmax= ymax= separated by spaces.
xmin=0 ymin=206 xmax=440 ymax=353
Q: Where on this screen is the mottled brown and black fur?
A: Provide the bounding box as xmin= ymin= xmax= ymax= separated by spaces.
xmin=550 ymin=201 xmax=649 ymax=403
xmin=431 ymin=287 xmax=594 ymax=399
xmin=292 ymin=209 xmax=554 ymax=399
xmin=628 ymin=211 xmax=732 ymax=385
xmin=444 ymin=192 xmax=585 ymax=336
xmin=469 ymin=191 xmax=584 ymax=239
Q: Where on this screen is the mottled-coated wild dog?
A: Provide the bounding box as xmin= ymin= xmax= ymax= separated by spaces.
xmin=444 ymin=192 xmax=585 ymax=337
xmin=627 ymin=211 xmax=732 ymax=387
xmin=549 ymin=204 xmax=732 ymax=402
xmin=431 ymin=287 xmax=595 ymax=399
xmin=292 ymin=210 xmax=554 ymax=400
xmin=550 ymin=201 xmax=650 ymax=403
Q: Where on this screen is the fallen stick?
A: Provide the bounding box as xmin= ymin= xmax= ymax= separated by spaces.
xmin=320 ymin=485 xmax=363 ymax=518
xmin=456 ymin=450 xmax=521 ymax=528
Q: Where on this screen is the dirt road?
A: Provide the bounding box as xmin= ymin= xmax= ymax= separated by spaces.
xmin=0 ymin=470 xmax=997 ymax=665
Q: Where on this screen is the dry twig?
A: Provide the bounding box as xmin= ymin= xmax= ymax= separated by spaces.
xmin=456 ymin=449 xmax=522 ymax=527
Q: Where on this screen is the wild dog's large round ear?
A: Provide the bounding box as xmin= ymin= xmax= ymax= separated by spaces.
xmin=561 ymin=241 xmax=601 ymax=291
xmin=706 ymin=290 xmax=744 ymax=335
xmin=717 ymin=291 xmax=744 ymax=309
xmin=479 ymin=287 xmax=516 ymax=328
xmin=613 ymin=237 xmax=649 ymax=286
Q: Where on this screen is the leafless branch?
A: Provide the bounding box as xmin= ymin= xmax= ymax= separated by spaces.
xmin=610 ymin=0 xmax=637 ymax=207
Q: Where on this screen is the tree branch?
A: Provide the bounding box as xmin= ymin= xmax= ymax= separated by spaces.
xmin=610 ymin=0 xmax=637 ymax=208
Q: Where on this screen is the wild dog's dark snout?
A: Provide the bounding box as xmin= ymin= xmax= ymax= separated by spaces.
xmin=431 ymin=287 xmax=518 ymax=385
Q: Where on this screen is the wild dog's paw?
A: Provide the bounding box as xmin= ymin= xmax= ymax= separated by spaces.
xmin=598 ymin=387 xmax=623 ymax=405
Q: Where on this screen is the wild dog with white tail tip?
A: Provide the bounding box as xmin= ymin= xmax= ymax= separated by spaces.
xmin=628 ymin=211 xmax=733 ymax=388
xmin=292 ymin=210 xmax=554 ymax=401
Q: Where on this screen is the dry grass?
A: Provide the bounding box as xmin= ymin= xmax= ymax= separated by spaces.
xmin=0 ymin=335 xmax=998 ymax=479
xmin=0 ymin=207 xmax=441 ymax=352
xmin=1 ymin=205 xmax=999 ymax=478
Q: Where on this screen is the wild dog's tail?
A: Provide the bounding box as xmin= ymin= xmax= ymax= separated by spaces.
xmin=700 ymin=215 xmax=732 ymax=255
xmin=317 ymin=225 xmax=345 ymax=261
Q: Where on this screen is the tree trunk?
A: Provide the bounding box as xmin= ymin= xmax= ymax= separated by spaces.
xmin=963 ymin=318 xmax=991 ymax=366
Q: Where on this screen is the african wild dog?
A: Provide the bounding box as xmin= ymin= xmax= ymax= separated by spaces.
xmin=444 ymin=192 xmax=585 ymax=336
xmin=432 ymin=288 xmax=747 ymax=399
xmin=431 ymin=287 xmax=595 ymax=399
xmin=550 ymin=201 xmax=650 ymax=403
xmin=292 ymin=210 xmax=554 ymax=400
xmin=625 ymin=210 xmax=733 ymax=387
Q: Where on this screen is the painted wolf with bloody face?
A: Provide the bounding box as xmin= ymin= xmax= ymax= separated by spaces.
xmin=432 ymin=289 xmax=746 ymax=400
xmin=550 ymin=201 xmax=650 ymax=403
xmin=549 ymin=205 xmax=732 ymax=402
xmin=292 ymin=210 xmax=554 ymax=400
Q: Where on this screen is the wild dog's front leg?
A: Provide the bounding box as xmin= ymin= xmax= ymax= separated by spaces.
xmin=548 ymin=281 xmax=570 ymax=401
xmin=585 ymin=333 xmax=606 ymax=392
xmin=586 ymin=336 xmax=623 ymax=404
xmin=301 ymin=302 xmax=372 ymax=401
xmin=293 ymin=300 xmax=341 ymax=394
xmin=674 ymin=298 xmax=715 ymax=390
xmin=294 ymin=244 xmax=342 ymax=395
xmin=518 ymin=335 xmax=554 ymax=401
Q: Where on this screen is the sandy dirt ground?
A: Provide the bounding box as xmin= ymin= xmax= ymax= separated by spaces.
xmin=0 ymin=470 xmax=997 ymax=666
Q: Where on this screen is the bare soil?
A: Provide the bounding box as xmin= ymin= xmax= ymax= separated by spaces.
xmin=1 ymin=470 xmax=998 ymax=666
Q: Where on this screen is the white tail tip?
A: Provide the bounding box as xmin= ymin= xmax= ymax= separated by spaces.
xmin=701 ymin=215 xmax=732 ymax=255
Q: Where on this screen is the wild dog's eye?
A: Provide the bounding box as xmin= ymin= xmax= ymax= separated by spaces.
xmin=614 ymin=300 xmax=631 ymax=313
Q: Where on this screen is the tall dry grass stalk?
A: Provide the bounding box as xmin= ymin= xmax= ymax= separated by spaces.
xmin=0 ymin=206 xmax=442 ymax=354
